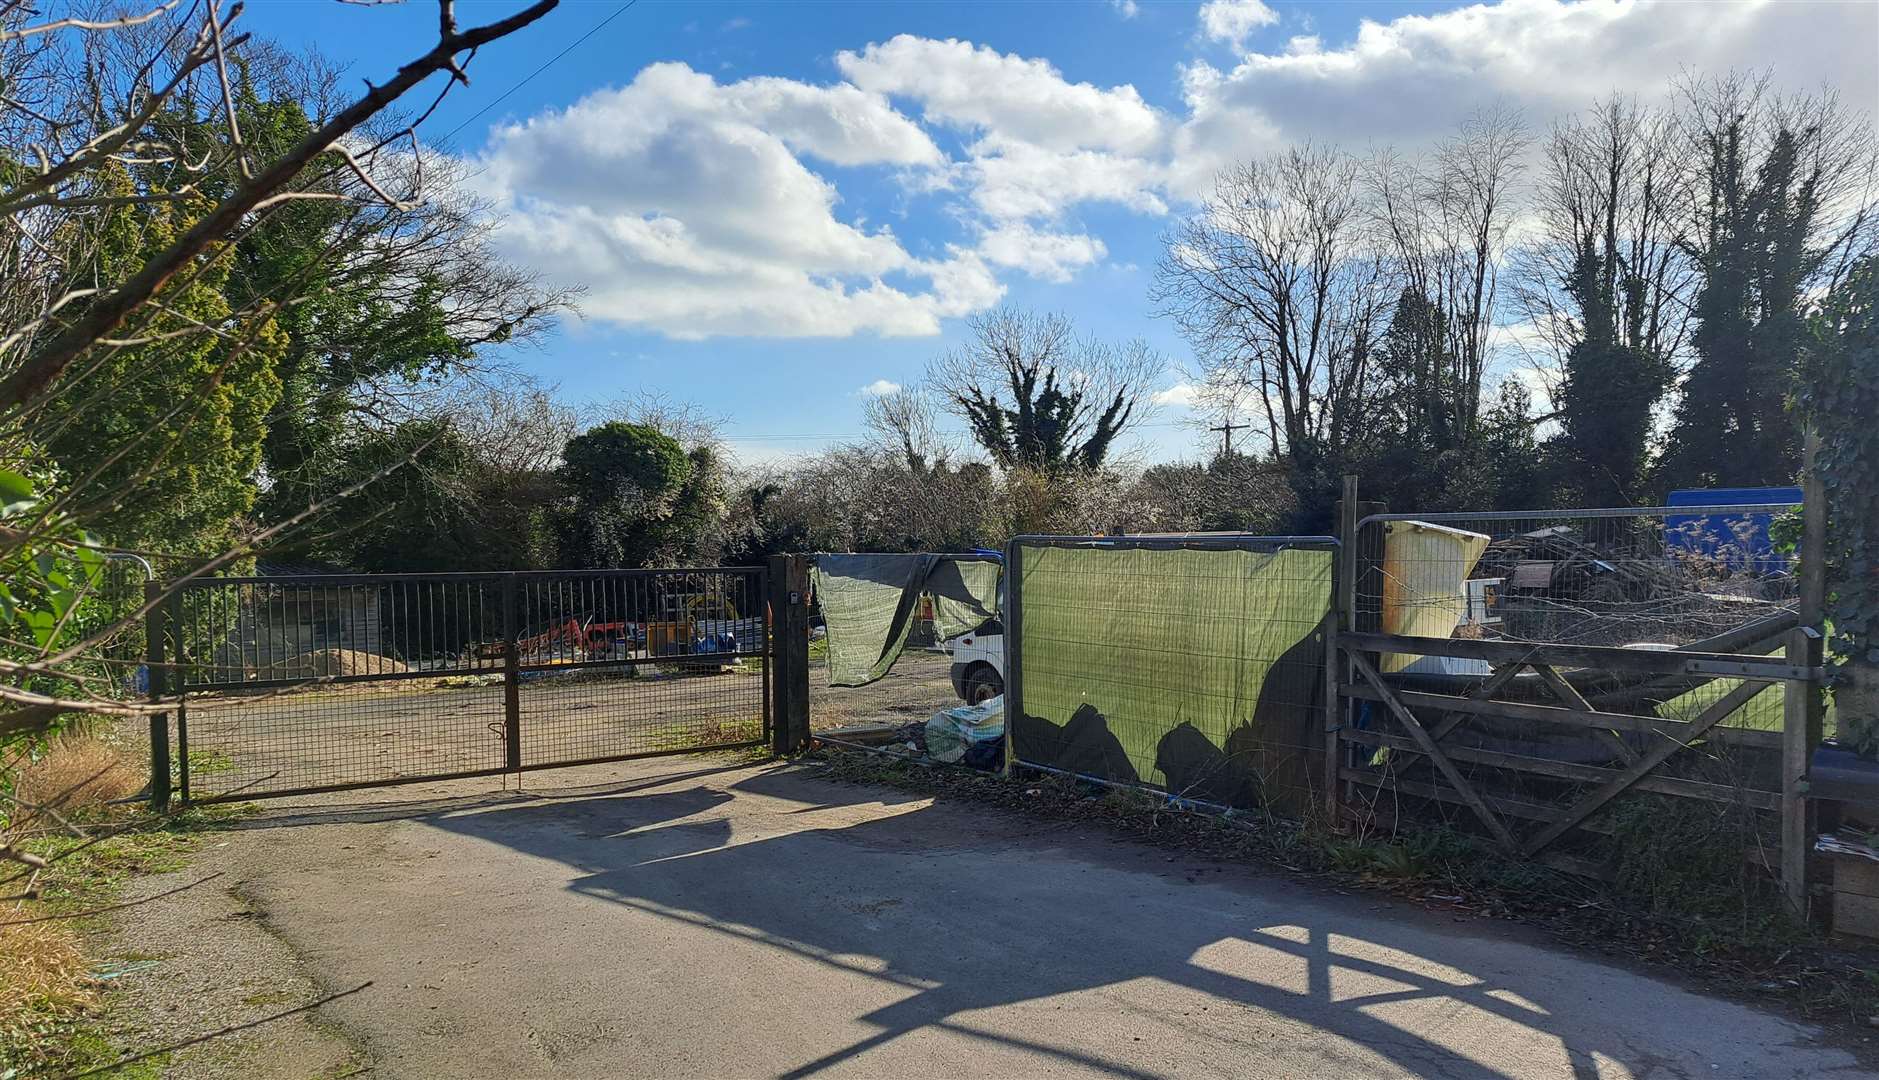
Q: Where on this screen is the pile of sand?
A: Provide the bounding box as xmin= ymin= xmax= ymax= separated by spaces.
xmin=269 ymin=648 xmax=410 ymax=678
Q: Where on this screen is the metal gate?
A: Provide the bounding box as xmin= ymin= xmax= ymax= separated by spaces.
xmin=153 ymin=567 xmax=770 ymax=804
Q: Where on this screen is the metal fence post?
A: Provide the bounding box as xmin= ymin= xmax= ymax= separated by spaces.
xmin=144 ymin=581 xmax=171 ymax=812
xmin=502 ymin=574 xmax=522 ymax=773
xmin=1002 ymin=539 xmax=1023 ymax=780
xmin=767 ymin=555 xmax=810 ymax=755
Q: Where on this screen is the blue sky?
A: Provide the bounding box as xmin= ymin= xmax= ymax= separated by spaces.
xmin=248 ymin=0 xmax=1877 ymax=465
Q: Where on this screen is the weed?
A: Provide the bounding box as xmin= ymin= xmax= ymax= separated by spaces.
xmin=185 ymin=747 xmax=236 ymax=776
xmin=649 ymin=714 xmax=766 ymax=753
xmin=13 ymin=734 xmax=142 ymax=821
xmin=0 ymin=796 xmax=249 ymax=1076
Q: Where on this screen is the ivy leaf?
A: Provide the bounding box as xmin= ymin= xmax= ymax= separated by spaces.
xmin=22 ymin=608 xmax=54 ymax=648
xmin=0 ymin=469 xmax=32 ymax=505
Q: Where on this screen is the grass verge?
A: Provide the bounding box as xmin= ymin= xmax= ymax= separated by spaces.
xmin=3 ymin=736 xmax=249 ymax=1079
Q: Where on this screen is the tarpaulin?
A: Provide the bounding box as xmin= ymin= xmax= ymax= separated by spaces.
xmin=811 ymin=554 xmax=1001 ymax=687
xmin=1008 ymin=542 xmax=1333 ymax=809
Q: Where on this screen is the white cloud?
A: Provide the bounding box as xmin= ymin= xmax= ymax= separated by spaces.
xmin=859 ymin=379 xmax=903 ymax=396
xmin=1199 ymin=0 xmax=1280 ymax=49
xmin=1111 ymin=0 xmax=1140 ymax=18
xmin=969 ymin=140 xmax=1168 ymax=220
xmin=1152 ymin=383 xmax=1205 ymax=408
xmin=471 ymin=63 xmax=995 ymax=339
xmin=837 ymin=35 xmax=1166 ymax=157
xmin=976 ymin=223 xmax=1107 ymax=282
xmin=1172 ymin=0 xmax=1878 ymax=194
xmin=833 ymin=34 xmax=1173 ymax=244
xmin=459 ymin=4 xmax=1878 ymax=342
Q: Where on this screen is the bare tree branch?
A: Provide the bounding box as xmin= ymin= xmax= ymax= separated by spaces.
xmin=0 ymin=0 xmax=561 ymax=413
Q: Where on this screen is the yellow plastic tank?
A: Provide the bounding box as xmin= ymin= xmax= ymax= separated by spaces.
xmin=1381 ymin=520 xmax=1490 ymax=672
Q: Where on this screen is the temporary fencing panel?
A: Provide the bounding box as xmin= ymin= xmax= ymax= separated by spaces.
xmin=1005 ymin=535 xmax=1335 ymax=812
xmin=811 ymin=554 xmax=1001 ymax=687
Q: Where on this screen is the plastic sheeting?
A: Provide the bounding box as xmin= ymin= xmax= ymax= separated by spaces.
xmin=811 ymin=554 xmax=1001 ymax=687
xmin=1009 ymin=543 xmax=1333 ymax=809
xmin=925 ymin=695 xmax=1005 ymax=764
xmin=1381 ymin=520 xmax=1490 ymax=673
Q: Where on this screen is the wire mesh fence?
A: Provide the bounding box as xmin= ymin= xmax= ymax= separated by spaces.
xmin=1354 ymin=504 xmax=1801 ymax=651
xmin=1337 ymin=501 xmax=1807 ymax=866
xmin=91 ymin=554 xmax=153 ymax=699
xmin=167 ymin=567 xmax=769 ymax=802
xmin=513 ymin=569 xmax=766 ymax=768
xmin=1007 ymin=535 xmax=1336 ymax=814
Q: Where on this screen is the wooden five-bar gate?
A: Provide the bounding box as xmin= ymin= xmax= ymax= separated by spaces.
xmin=1324 ymin=476 xmax=1828 ymax=911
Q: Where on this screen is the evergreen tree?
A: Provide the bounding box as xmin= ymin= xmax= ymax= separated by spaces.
xmin=39 ymin=166 xmax=285 ymax=555
xmin=557 ymin=422 xmax=724 ymax=569
xmin=1659 ymin=116 xmax=1846 ymax=490
xmin=1556 ymin=241 xmax=1672 ymax=505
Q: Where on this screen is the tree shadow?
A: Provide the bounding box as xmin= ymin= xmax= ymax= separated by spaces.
xmin=415 ymin=763 xmax=1794 ymax=1079
xmin=218 ymin=762 xmax=761 ymax=830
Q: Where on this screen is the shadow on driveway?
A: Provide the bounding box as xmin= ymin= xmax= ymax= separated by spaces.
xmin=354 ymin=762 xmax=1850 ymax=1079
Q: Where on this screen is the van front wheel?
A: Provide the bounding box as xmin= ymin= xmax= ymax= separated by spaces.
xmin=963 ymin=665 xmax=1003 ymax=705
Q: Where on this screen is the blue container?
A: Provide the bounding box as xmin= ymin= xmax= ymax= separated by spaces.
xmin=1664 ymin=487 xmax=1802 ymax=575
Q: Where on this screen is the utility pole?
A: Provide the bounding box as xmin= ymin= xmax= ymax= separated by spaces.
xmin=1209 ymin=419 xmax=1248 ymax=458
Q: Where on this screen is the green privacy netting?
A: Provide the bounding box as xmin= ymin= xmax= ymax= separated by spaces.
xmin=1010 ymin=543 xmax=1333 ymax=808
xmin=811 ymin=554 xmax=1001 ymax=688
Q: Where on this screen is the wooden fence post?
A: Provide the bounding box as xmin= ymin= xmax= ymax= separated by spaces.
xmin=768 ymin=555 xmax=811 ymax=755
xmin=1325 ymin=476 xmax=1359 ymax=824
xmin=1783 ymin=430 xmax=1828 ymax=916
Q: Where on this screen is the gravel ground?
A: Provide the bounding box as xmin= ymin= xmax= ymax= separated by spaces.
xmin=808 ymin=649 xmax=960 ymax=732
xmin=90 ymin=839 xmax=362 ymax=1078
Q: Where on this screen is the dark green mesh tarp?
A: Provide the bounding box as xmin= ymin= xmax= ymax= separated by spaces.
xmin=812 ymin=554 xmax=1001 ymax=687
xmin=1010 ymin=543 xmax=1333 ymax=809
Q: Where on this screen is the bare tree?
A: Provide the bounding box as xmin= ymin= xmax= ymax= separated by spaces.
xmin=928 ymin=307 xmax=1162 ymax=474
xmin=1513 ymin=98 xmax=1696 ymax=387
xmin=0 ymin=1 xmax=559 ymax=412
xmin=1367 ymin=107 xmax=1530 ymax=438
xmin=592 ymin=390 xmax=726 ymax=454
xmin=0 ymin=0 xmax=560 ymax=748
xmin=443 ymin=382 xmax=580 ymax=474
xmin=1153 ymin=144 xmax=1393 ymax=460
xmin=861 ymin=387 xmax=952 ymax=475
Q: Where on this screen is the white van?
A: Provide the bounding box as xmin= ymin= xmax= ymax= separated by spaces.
xmin=946 ymin=618 xmax=1003 ymax=704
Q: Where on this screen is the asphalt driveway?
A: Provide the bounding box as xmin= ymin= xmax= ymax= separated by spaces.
xmin=183 ymin=758 xmax=1868 ymax=1079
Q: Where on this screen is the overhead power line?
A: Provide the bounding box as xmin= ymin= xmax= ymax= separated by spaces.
xmin=441 ymin=0 xmax=638 ymax=144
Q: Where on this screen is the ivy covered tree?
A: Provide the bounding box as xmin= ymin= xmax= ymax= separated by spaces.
xmin=39 ymin=166 xmax=284 ymax=556
xmin=1657 ymin=78 xmax=1877 ymax=491
xmin=1806 ymin=256 xmax=1879 ymax=757
xmin=558 ymin=422 xmax=724 ymax=569
xmin=1516 ymin=96 xmax=1689 ymax=507
xmin=1555 ymin=241 xmax=1673 ymax=506
xmin=930 ymin=307 xmax=1161 ymax=475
